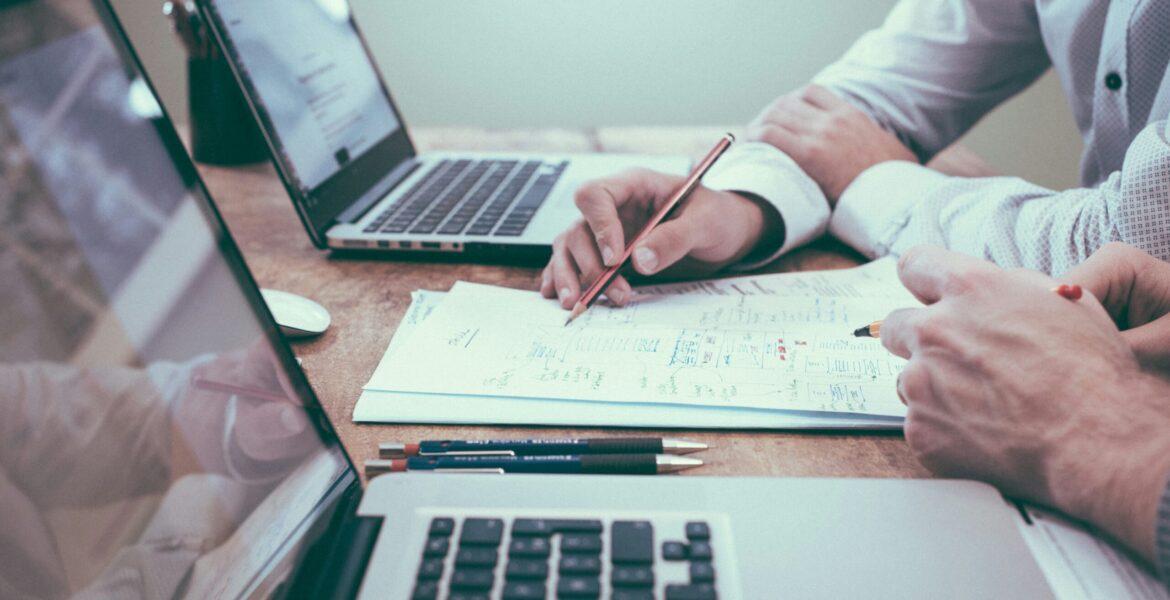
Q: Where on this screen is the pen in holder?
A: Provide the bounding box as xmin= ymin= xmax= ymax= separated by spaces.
xmin=166 ymin=0 xmax=266 ymax=165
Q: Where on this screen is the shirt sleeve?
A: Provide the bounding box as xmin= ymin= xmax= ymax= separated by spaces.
xmin=701 ymin=141 xmax=829 ymax=269
xmin=812 ymin=0 xmax=1051 ymax=162
xmin=1159 ymin=474 xmax=1170 ymax=592
xmin=829 ymin=119 xmax=1170 ymax=275
xmin=0 ymin=361 xmax=188 ymax=507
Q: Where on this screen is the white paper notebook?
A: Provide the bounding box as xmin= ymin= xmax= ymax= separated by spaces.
xmin=354 ymin=259 xmax=917 ymax=429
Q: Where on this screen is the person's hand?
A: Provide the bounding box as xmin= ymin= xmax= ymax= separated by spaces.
xmin=173 ymin=339 xmax=316 ymax=480
xmin=1062 ymin=242 xmax=1170 ymax=374
xmin=541 ymin=169 xmax=781 ymax=309
xmin=746 ymin=84 xmax=916 ymax=204
xmin=880 ymin=245 xmax=1170 ymax=564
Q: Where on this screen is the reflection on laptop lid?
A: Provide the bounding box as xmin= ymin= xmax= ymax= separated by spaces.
xmin=0 ymin=0 xmax=361 ymax=597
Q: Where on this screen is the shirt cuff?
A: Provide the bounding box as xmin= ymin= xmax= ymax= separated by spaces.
xmin=1157 ymin=471 xmax=1170 ymax=591
xmin=829 ymin=160 xmax=949 ymax=259
xmin=701 ymin=141 xmax=830 ymax=270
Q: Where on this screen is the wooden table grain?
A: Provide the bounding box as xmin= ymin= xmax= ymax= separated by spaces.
xmin=196 ymin=127 xmax=930 ymax=482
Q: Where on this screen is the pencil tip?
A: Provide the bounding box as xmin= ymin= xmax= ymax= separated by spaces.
xmin=564 ymin=303 xmax=586 ymax=326
xmin=852 ymin=326 xmax=869 ymax=337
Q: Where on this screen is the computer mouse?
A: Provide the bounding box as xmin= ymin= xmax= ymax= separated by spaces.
xmin=260 ymin=289 xmax=331 ymax=338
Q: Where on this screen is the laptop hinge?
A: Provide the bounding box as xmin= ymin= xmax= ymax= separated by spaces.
xmin=276 ymin=484 xmax=383 ymax=599
xmin=336 ymin=158 xmax=421 ymax=225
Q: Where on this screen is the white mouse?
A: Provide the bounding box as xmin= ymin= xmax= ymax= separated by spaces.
xmin=260 ymin=288 xmax=331 ymax=338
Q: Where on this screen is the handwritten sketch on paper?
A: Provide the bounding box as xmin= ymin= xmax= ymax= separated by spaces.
xmin=365 ymin=260 xmax=918 ymax=417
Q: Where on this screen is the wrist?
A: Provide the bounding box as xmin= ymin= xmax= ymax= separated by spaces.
xmin=1051 ymin=372 xmax=1170 ymax=563
xmin=730 ymin=191 xmax=785 ymax=265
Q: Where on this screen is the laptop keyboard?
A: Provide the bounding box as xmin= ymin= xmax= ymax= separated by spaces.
xmin=362 ymin=159 xmax=567 ymax=238
xmin=411 ymin=516 xmax=720 ymax=599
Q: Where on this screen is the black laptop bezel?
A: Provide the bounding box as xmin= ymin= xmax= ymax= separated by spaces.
xmin=88 ymin=1 xmax=368 ymax=595
xmin=196 ymin=0 xmax=418 ymax=249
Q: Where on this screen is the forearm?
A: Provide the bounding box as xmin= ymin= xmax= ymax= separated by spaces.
xmin=830 ymin=121 xmax=1170 ymax=274
xmin=812 ymin=0 xmax=1049 ymax=161
xmin=1043 ymin=371 xmax=1170 ymax=571
xmin=1087 ymin=436 xmax=1170 ymax=568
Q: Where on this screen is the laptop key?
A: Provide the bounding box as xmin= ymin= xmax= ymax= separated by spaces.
xmin=685 ymin=521 xmax=710 ymax=540
xmin=689 ymin=540 xmax=713 ymax=560
xmin=662 ymin=541 xmax=687 ymax=561
xmin=690 ymin=561 xmax=716 ymax=583
xmin=556 ymin=576 xmax=600 ymax=597
xmin=613 ymin=591 xmax=654 ymax=600
xmin=450 ymin=568 xmax=494 ymax=590
xmin=665 ymin=583 xmax=717 ymax=600
xmin=429 ymin=518 xmax=455 ymax=537
xmin=449 ymin=593 xmax=488 ymax=600
xmin=560 ymin=534 xmax=602 ymax=554
xmin=509 ymin=536 xmax=551 ymax=558
xmin=514 ymin=182 xmax=554 ymax=210
xmin=502 ymin=581 xmax=546 ymax=600
xmin=455 ymin=547 xmax=498 ymax=568
xmin=513 ymin=519 xmax=604 ymax=536
xmin=611 ymin=566 xmax=654 ymax=588
xmin=422 ymin=537 xmax=449 ymax=557
xmin=412 ymin=580 xmax=439 ymax=600
xmin=558 ymin=554 xmax=601 ymax=575
xmin=460 ymin=518 xmax=504 ymax=546
xmin=611 ymin=521 xmax=654 ymax=564
xmin=506 ymin=558 xmax=549 ymax=580
xmin=416 ymin=558 xmax=444 ymax=580
xmin=437 ymin=220 xmax=470 ymax=235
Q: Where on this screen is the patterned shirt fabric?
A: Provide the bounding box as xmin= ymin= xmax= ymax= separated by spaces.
xmin=1161 ymin=477 xmax=1170 ymax=593
xmin=702 ymin=0 xmax=1170 ymax=277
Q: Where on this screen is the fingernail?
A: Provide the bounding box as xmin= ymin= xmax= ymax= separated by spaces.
xmin=634 ymin=246 xmax=658 ymax=272
xmin=559 ymin=287 xmax=572 ymax=300
xmin=601 ymin=245 xmax=616 ymax=266
xmin=608 ymin=286 xmax=626 ymax=304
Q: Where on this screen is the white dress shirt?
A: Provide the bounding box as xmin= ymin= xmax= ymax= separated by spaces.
xmin=703 ymin=0 xmax=1170 ymax=276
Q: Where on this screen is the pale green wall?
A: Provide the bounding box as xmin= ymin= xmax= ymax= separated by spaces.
xmin=111 ymin=0 xmax=1084 ymax=189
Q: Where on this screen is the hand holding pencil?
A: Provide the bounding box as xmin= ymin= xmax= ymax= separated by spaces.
xmin=564 ymin=134 xmax=735 ymax=324
xmin=541 ymin=136 xmax=784 ymax=311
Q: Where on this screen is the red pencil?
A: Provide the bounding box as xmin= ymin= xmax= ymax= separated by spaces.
xmin=565 ymin=133 xmax=735 ymax=325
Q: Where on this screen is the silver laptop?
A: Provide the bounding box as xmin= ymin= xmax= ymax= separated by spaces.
xmin=0 ymin=2 xmax=1064 ymax=598
xmin=196 ymin=0 xmax=689 ymax=260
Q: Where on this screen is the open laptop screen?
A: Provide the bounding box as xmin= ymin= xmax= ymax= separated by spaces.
xmin=202 ymin=0 xmax=416 ymax=243
xmin=0 ymin=1 xmax=352 ymax=597
xmin=206 ymin=0 xmax=400 ymax=191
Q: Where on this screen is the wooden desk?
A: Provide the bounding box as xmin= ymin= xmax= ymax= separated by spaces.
xmin=197 ymin=127 xmax=930 ymax=481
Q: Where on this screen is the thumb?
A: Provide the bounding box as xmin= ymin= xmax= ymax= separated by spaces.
xmin=631 ymin=217 xmax=703 ymax=275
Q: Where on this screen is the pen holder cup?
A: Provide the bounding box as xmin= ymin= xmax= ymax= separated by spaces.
xmin=188 ymin=55 xmax=267 ymax=166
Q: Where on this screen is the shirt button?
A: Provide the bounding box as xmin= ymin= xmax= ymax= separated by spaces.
xmin=1104 ymin=72 xmax=1123 ymax=91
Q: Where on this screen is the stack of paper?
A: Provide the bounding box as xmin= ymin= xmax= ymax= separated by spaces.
xmin=354 ymin=258 xmax=919 ymax=429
